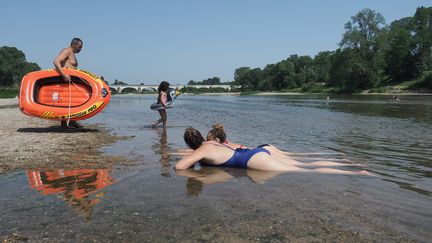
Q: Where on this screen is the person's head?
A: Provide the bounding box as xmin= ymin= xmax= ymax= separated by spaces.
xmin=184 ymin=127 xmax=205 ymax=150
xmin=70 ymin=38 xmax=83 ymax=53
xmin=158 ymin=81 xmax=170 ymax=93
xmin=207 ymin=124 xmax=226 ymax=143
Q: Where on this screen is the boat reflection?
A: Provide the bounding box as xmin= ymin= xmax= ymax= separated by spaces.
xmin=27 ymin=169 xmax=115 ymax=220
xmin=176 ymin=167 xmax=285 ymax=197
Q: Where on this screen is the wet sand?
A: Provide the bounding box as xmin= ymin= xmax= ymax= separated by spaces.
xmin=0 ymin=99 xmax=128 ymax=172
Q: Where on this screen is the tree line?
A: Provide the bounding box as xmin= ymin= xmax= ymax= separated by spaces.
xmin=0 ymin=46 xmax=40 ymax=87
xmin=233 ymin=7 xmax=432 ymax=93
xmin=187 ymin=77 xmax=233 ymax=85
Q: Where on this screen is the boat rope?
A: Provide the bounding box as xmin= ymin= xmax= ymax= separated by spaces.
xmin=67 ymin=78 xmax=72 ymax=126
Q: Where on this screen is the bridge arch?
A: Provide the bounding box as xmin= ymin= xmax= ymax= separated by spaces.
xmin=109 ymin=87 xmax=118 ymax=94
xmin=120 ymin=87 xmax=139 ymax=94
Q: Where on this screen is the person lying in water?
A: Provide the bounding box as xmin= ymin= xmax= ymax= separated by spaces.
xmin=175 ymin=124 xmax=345 ymax=160
xmin=206 ymin=124 xmax=363 ymax=168
xmin=175 ymin=127 xmax=370 ymax=175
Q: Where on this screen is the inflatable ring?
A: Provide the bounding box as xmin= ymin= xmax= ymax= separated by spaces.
xmin=150 ymin=87 xmax=180 ymax=110
xmin=150 ymin=101 xmax=174 ymax=110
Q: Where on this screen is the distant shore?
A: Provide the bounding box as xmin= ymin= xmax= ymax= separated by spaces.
xmin=179 ymin=91 xmax=432 ymax=96
xmin=0 ymin=99 xmax=128 ymax=173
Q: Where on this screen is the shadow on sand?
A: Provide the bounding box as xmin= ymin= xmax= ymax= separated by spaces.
xmin=17 ymin=126 xmax=99 ymax=133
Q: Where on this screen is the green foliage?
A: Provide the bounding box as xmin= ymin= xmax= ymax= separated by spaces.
xmin=413 ymin=7 xmax=432 ymax=73
xmin=314 ymin=51 xmax=334 ymax=82
xmin=0 ymin=46 xmax=41 ymax=87
xmin=367 ymin=86 xmax=389 ymax=93
xmin=239 ymin=91 xmax=259 ymax=95
xmin=188 ymin=77 xmax=221 ymax=85
xmin=180 ymin=86 xmax=230 ymax=94
xmin=338 ymin=8 xmax=387 ymax=89
xmin=384 ymin=17 xmax=418 ymax=80
xmin=113 ymin=79 xmax=128 ymax=85
xmin=231 ymin=7 xmax=432 ymax=94
xmin=407 ymin=71 xmax=432 ymax=90
xmin=300 ymin=82 xmax=326 ymax=93
xmin=0 ymin=87 xmax=19 ymax=98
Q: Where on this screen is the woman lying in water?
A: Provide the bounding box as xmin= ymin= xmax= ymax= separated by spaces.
xmin=206 ymin=124 xmax=360 ymax=168
xmin=175 ymin=127 xmax=370 ymax=175
xmin=175 ymin=124 xmax=345 ymax=159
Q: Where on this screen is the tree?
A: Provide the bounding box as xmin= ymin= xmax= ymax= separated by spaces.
xmin=412 ymin=7 xmax=432 ymax=73
xmin=0 ymin=46 xmax=40 ymax=87
xmin=313 ymin=51 xmax=334 ymax=83
xmin=339 ymin=9 xmax=387 ymax=87
xmin=234 ymin=67 xmax=251 ymax=90
xmin=329 ymin=49 xmax=369 ymax=93
xmin=113 ymin=79 xmax=128 ymax=85
xmin=385 ymin=17 xmax=418 ymax=80
xmin=202 ymin=77 xmax=221 ymax=85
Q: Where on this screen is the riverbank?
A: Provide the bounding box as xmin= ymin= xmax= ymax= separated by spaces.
xmin=0 ymin=99 xmax=129 ymax=173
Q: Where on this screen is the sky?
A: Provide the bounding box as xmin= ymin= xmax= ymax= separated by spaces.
xmin=1 ymin=0 xmax=431 ymax=85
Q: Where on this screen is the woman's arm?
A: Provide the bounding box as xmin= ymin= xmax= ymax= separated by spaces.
xmin=160 ymin=92 xmax=167 ymax=107
xmin=175 ymin=148 xmax=205 ymax=170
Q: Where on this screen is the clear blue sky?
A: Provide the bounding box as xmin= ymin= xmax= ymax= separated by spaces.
xmin=1 ymin=0 xmax=431 ymax=84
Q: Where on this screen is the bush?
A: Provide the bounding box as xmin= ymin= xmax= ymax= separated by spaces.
xmin=407 ymin=71 xmax=432 ymax=89
xmin=0 ymin=87 xmax=19 ymax=98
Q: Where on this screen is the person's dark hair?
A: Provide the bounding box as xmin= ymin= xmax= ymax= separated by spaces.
xmin=70 ymin=38 xmax=83 ymax=46
xmin=207 ymin=124 xmax=226 ymax=143
xmin=158 ymin=81 xmax=170 ymax=93
xmin=184 ymin=127 xmax=205 ymax=150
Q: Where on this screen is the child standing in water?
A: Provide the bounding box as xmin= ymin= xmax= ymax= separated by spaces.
xmin=151 ymin=81 xmax=170 ymax=128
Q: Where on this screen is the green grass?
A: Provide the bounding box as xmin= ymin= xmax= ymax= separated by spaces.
xmin=365 ymin=71 xmax=432 ymax=93
xmin=406 ymin=71 xmax=432 ymax=90
xmin=239 ymin=91 xmax=260 ymax=95
xmin=0 ymin=87 xmax=19 ymax=98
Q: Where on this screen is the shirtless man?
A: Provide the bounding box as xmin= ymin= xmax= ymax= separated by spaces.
xmin=53 ymin=38 xmax=84 ymax=128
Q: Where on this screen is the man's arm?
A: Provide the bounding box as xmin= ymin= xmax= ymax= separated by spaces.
xmin=53 ymin=49 xmax=71 ymax=82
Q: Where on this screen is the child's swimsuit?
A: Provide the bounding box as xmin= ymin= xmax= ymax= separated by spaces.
xmin=214 ymin=147 xmax=270 ymax=168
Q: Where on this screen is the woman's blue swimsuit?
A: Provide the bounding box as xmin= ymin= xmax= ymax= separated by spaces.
xmin=216 ymin=147 xmax=270 ymax=168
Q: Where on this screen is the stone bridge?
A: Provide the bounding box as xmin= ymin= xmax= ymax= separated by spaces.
xmin=109 ymin=84 xmax=237 ymax=94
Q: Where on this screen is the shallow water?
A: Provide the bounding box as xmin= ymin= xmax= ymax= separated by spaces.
xmin=1 ymin=94 xmax=432 ymax=242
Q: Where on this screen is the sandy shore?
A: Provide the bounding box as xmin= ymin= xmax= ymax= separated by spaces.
xmin=0 ymin=99 xmax=128 ymax=173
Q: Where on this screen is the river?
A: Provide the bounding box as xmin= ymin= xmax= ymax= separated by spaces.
xmin=1 ymin=94 xmax=431 ymax=242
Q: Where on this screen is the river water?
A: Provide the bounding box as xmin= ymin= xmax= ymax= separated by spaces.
xmin=1 ymin=94 xmax=431 ymax=242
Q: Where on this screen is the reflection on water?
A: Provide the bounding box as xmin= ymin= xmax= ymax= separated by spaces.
xmin=27 ymin=169 xmax=115 ymax=220
xmin=152 ymin=127 xmax=171 ymax=177
xmin=176 ymin=167 xmax=285 ymax=197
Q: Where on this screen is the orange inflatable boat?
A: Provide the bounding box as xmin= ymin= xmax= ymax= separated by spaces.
xmin=19 ymin=68 xmax=110 ymax=121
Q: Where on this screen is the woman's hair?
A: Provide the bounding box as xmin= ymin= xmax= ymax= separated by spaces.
xmin=186 ymin=178 xmax=203 ymax=197
xmin=158 ymin=81 xmax=170 ymax=93
xmin=207 ymin=124 xmax=226 ymax=143
xmin=184 ymin=127 xmax=205 ymax=150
